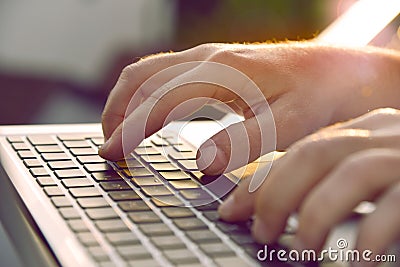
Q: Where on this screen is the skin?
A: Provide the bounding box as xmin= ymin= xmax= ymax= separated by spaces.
xmin=99 ymin=42 xmax=400 ymax=266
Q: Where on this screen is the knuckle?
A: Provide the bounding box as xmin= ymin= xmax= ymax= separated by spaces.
xmin=299 ymin=199 xmax=330 ymax=232
xmin=289 ymin=137 xmax=330 ymax=162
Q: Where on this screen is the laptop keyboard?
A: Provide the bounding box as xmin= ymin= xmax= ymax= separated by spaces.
xmin=7 ymin=133 xmax=295 ymax=267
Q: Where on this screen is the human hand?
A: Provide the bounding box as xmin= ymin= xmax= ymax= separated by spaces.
xmin=99 ymin=42 xmax=400 ymax=176
xmin=218 ymin=108 xmax=400 ymax=267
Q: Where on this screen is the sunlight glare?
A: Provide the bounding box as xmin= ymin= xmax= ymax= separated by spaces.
xmin=317 ymin=0 xmax=400 ymax=46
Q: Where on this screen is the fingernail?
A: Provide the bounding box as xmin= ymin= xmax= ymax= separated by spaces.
xmin=196 ymin=140 xmax=226 ymax=174
xmin=218 ymin=194 xmax=235 ymax=218
xmin=99 ymin=138 xmax=112 ymax=155
xmin=252 ymin=217 xmax=273 ymax=243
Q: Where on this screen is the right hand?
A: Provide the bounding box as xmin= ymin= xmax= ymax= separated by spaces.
xmin=99 ymin=42 xmax=400 ymax=175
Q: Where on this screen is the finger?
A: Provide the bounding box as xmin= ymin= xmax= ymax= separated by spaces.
xmin=217 ymin=177 xmax=256 ymax=221
xmin=324 ymin=108 xmax=400 ymax=132
xmin=196 ymin=107 xmax=276 ymax=176
xmin=196 ymin=94 xmax=323 ymax=176
xmin=99 ymin=81 xmax=220 ymax=160
xmin=294 ymin=148 xmax=400 ymax=252
xmin=100 ymin=61 xmax=268 ymax=160
xmin=102 ymin=45 xmax=217 ymax=140
xmin=356 ymin=181 xmax=400 ymax=267
xmin=250 ymin=131 xmax=381 ymax=244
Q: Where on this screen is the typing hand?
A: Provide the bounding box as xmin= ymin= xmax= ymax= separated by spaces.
xmin=219 ymin=108 xmax=400 ymax=267
xmin=99 ymin=42 xmax=400 ymax=176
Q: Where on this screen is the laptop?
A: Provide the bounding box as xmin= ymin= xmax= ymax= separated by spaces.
xmin=1 ymin=2 xmax=400 ymax=266
xmin=0 ymin=119 xmax=301 ymax=267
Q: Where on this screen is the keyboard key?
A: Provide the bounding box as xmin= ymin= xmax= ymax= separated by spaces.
xmin=43 ymin=186 xmax=64 ymax=196
xmin=57 ymin=134 xmax=87 ymax=141
xmin=63 ymin=140 xmax=91 ymax=148
xmin=95 ymin=219 xmax=129 ymax=233
xmin=151 ymin=137 xmax=169 ymax=147
xmin=70 ymin=148 xmax=97 ymax=156
xmin=128 ymin=211 xmax=161 ymax=224
xmin=59 ymin=207 xmax=80 ymax=219
xmin=88 ymin=246 xmax=110 ymax=262
xmin=180 ymin=189 xmax=212 ymax=200
xmin=42 ymin=153 xmax=70 ymax=161
xmin=202 ymin=210 xmax=220 ymax=222
xmin=137 ymin=139 xmax=153 ymax=148
xmin=215 ymin=221 xmax=247 ymax=234
xmin=29 ymin=167 xmax=49 ymax=177
xmin=177 ymin=160 xmax=198 ymax=170
xmin=77 ymin=232 xmax=99 ymax=246
xmin=194 ymin=201 xmax=220 ymax=211
xmin=141 ymin=155 xmax=169 ymax=163
xmin=173 ymin=218 xmax=208 ymax=230
xmin=169 ymin=180 xmax=200 ymax=190
xmin=150 ymin=196 xmax=184 ymax=207
xmin=159 ymin=171 xmax=191 ymax=180
xmin=118 ymin=201 xmax=150 ymax=212
xmin=12 ymin=143 xmax=30 ymax=151
xmin=167 ymin=150 xmax=197 ymax=160
xmin=68 ymin=219 xmax=90 ymax=232
xmin=48 ymin=160 xmax=77 ymax=170
xmin=116 ymin=159 xmax=143 ymax=169
xmin=28 ymin=135 xmax=57 ymax=145
xmin=70 ymin=187 xmax=102 ymax=198
xmin=229 ymin=233 xmax=255 ymax=245
xmin=116 ymin=244 xmax=152 ymax=260
xmin=51 ymin=196 xmax=73 ymax=207
xmin=131 ymin=176 xmax=164 ymax=187
xmin=18 ymin=150 xmax=36 ymax=159
xmin=92 ymin=171 xmax=122 ymax=182
xmin=173 ymin=144 xmax=193 ymax=152
xmin=77 ymin=197 xmax=110 ymax=208
xmin=123 ymin=168 xmax=153 ymax=178
xmin=99 ymin=181 xmax=132 ymax=191
xmin=151 ymin=236 xmax=186 ymax=249
xmin=134 ymin=147 xmax=160 ymax=155
xmin=141 ymin=185 xmax=174 ymax=196
xmin=199 ymin=242 xmax=235 ymax=257
xmin=36 ymin=176 xmax=56 ymax=186
xmin=150 ymin=163 xmax=179 ymax=171
xmin=161 ymin=207 xmax=195 ymax=218
xmin=86 ymin=207 xmax=119 ymax=220
xmin=55 ymin=169 xmax=86 ymax=179
xmin=35 ymin=145 xmax=63 ymax=153
xmin=139 ymin=223 xmax=173 ymax=236
xmin=108 ymin=191 xmax=141 ymax=201
xmin=77 ymin=155 xmax=106 ymax=164
xmin=90 ymin=137 xmax=104 ymax=146
xmin=186 ymin=229 xmax=221 ymax=244
xmin=84 ymin=163 xmax=112 ymax=173
xmin=62 ymin=178 xmax=93 ymax=188
xmin=127 ymin=259 xmax=161 ymax=267
xmin=7 ymin=136 xmax=24 ymax=143
xmin=163 ymin=248 xmax=199 ymax=265
xmin=106 ymin=232 xmax=140 ymax=245
xmin=23 ymin=159 xmax=42 ymax=168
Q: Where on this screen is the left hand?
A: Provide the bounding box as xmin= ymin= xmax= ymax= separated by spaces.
xmin=218 ymin=107 xmax=400 ymax=266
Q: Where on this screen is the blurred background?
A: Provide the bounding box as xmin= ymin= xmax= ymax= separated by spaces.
xmin=0 ymin=0 xmax=399 ymax=125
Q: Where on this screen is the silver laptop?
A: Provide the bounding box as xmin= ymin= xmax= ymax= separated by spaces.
xmin=0 ymin=120 xmax=305 ymax=267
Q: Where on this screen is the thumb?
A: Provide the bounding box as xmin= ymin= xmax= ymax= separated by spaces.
xmin=196 ymin=110 xmax=276 ymax=175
